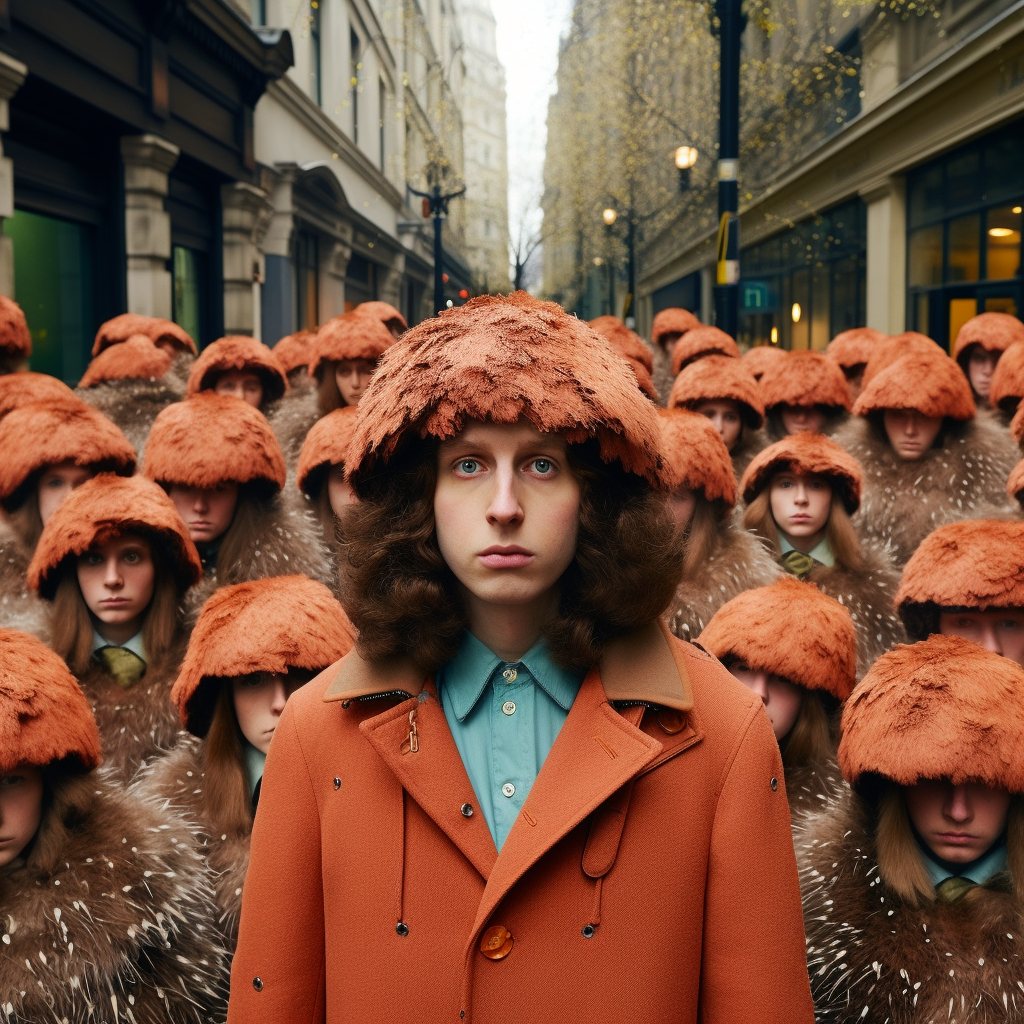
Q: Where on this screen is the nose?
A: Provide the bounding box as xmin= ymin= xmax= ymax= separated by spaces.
xmin=905 ymin=413 xmax=921 ymax=438
xmin=485 ymin=464 xmax=524 ymax=526
xmin=793 ymin=482 xmax=809 ymax=505
xmin=193 ymin=490 xmax=209 ymax=513
xmin=270 ymin=680 xmax=288 ymax=716
xmin=748 ymin=671 xmax=770 ymax=704
xmin=977 ymin=622 xmax=1003 ymax=655
xmin=945 ymin=785 xmax=972 ymax=823
xmin=103 ymin=556 xmax=123 ymax=588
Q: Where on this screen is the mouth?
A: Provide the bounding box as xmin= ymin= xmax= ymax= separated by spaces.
xmin=99 ymin=598 xmax=130 ymax=607
xmin=935 ymin=832 xmax=977 ymax=845
xmin=479 ymin=545 xmax=534 ymax=569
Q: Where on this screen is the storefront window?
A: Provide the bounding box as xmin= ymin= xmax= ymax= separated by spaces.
xmin=987 ymin=204 xmax=1022 ymax=281
xmin=172 ymin=246 xmax=205 ymax=346
xmin=6 ymin=208 xmax=94 ymax=383
xmin=295 ymin=231 xmax=319 ymax=330
xmin=946 ymin=214 xmax=980 ymax=282
xmin=908 ymin=225 xmax=943 ymax=286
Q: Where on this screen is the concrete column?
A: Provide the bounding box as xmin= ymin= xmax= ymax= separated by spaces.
xmin=262 ymin=166 xmax=299 ymax=345
xmin=862 ymin=177 xmax=907 ymax=334
xmin=222 ymin=181 xmax=274 ymax=337
xmin=378 ymin=252 xmax=405 ymax=308
xmin=320 ymin=235 xmax=352 ymax=321
xmin=121 ymin=135 xmax=179 ymax=319
xmin=0 ymin=52 xmax=27 ymax=299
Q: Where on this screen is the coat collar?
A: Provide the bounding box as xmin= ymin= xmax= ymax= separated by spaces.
xmin=323 ymin=619 xmax=693 ymax=712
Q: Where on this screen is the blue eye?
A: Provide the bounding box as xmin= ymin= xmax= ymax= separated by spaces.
xmin=533 ymin=458 xmax=552 ymax=474
xmin=458 ymin=459 xmax=479 ymax=474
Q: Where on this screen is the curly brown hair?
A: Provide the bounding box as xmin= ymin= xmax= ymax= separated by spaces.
xmin=342 ymin=438 xmax=684 ymax=673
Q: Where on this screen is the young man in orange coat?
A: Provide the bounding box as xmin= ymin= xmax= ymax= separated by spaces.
xmin=228 ymin=292 xmax=814 ymax=1023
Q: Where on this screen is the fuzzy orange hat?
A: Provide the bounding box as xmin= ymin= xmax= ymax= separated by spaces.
xmin=671 ymin=325 xmax=740 ymax=374
xmin=989 ymin=342 xmax=1024 ymax=412
xmin=740 ymin=431 xmax=862 ymax=513
xmin=742 ymin=345 xmax=788 ymax=381
xmin=143 ymin=392 xmax=286 ymax=492
xmin=699 ymin=577 xmax=857 ymax=700
xmin=172 ymin=575 xmax=356 ymax=736
xmin=346 ymin=292 xmax=664 ymax=488
xmin=0 ymin=372 xmax=77 ymax=422
xmin=1008 ymin=458 xmax=1024 ymax=505
xmin=657 ymin=408 xmax=736 ymax=514
xmin=355 ymin=300 xmax=408 ymax=336
xmin=839 ymin=634 xmax=1024 ymax=795
xmin=0 ymin=629 xmax=101 ymax=773
xmin=861 ymin=332 xmax=939 ymax=387
xmin=668 ymin=354 xmax=764 ymax=429
xmin=79 ymin=335 xmax=173 ymax=387
xmin=825 ymin=327 xmax=885 ymax=370
xmin=297 ymin=406 xmax=359 ymax=496
xmin=853 ymin=348 xmax=975 ymax=420
xmin=953 ymin=312 xmax=1024 ymax=366
xmin=651 ymin=307 xmax=700 ymax=348
xmin=92 ymin=313 xmax=196 ymax=357
xmin=27 ymin=473 xmax=202 ymax=600
xmin=1007 ymin=402 xmax=1024 ymax=446
xmin=588 ymin=316 xmax=658 ymax=400
xmin=309 ymin=311 xmax=396 ymax=381
xmin=273 ymin=329 xmax=317 ymax=373
xmin=186 ymin=335 xmax=288 ymax=402
xmin=0 ymin=296 xmax=31 ymax=363
xmin=0 ymin=399 xmax=136 ymax=511
xmin=896 ymin=519 xmax=1024 ymax=640
xmin=759 ymin=350 xmax=851 ymax=412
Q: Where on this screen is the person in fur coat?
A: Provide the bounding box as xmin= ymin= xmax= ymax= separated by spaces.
xmin=310 ymin=309 xmax=396 ymax=416
xmin=355 ymin=299 xmax=407 ymax=339
xmin=833 ymin=346 xmax=1019 ymax=567
xmin=896 ymin=518 xmax=1024 ymax=666
xmin=800 ymin=634 xmax=1024 ymax=1022
xmin=143 ymin=391 xmax=333 ymax=592
xmin=671 ymin=323 xmax=740 ymax=375
xmin=133 ymin=575 xmax=355 ymax=947
xmin=650 ymin=306 xmax=700 ymax=401
xmin=740 ymin=432 xmax=907 ymax=678
xmin=759 ymin=349 xmax=853 ymax=440
xmin=698 ymin=576 xmax=856 ymax=819
xmin=271 ymin=327 xmax=317 ymax=388
xmin=824 ymin=326 xmax=885 ymax=403
xmin=668 ymin=353 xmax=768 ymax=478
xmin=742 ymin=343 xmax=788 ymax=382
xmin=659 ymin=408 xmax=781 ymax=642
xmin=0 ymin=398 xmax=136 ymax=640
xmin=0 ymin=627 xmax=230 ymax=1022
xmin=92 ymin=312 xmax=197 ymax=357
xmin=989 ymin=340 xmax=1024 ymax=424
xmin=953 ymin=312 xmax=1024 ymax=409
xmin=26 ymin=473 xmax=203 ymax=779
xmin=588 ymin=315 xmax=659 ymax=400
xmin=186 ymin=334 xmax=289 ymax=413
xmin=0 ymin=295 xmax=31 ymax=374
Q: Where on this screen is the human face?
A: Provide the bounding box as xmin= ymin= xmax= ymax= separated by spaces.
xmin=434 ymin=420 xmax=581 ymax=653
xmin=76 ymin=533 xmax=156 ymax=645
xmin=232 ymin=673 xmax=303 ymax=755
xmin=335 ymin=359 xmax=377 ymax=407
xmin=214 ymin=369 xmax=264 ymax=408
xmin=967 ymin=348 xmax=1000 ymax=402
xmin=883 ymin=409 xmax=944 ymax=461
xmin=727 ymin=663 xmax=803 ymax=742
xmin=326 ymin=464 xmax=355 ymax=517
xmin=0 ymin=765 xmax=44 ymax=869
xmin=668 ymin=488 xmax=697 ymax=532
xmin=938 ymin=608 xmax=1024 ymax=667
xmin=37 ymin=461 xmax=95 ymax=526
xmin=168 ymin=482 xmax=239 ymax=544
xmin=694 ymin=399 xmax=743 ymax=451
xmin=769 ymin=471 xmax=832 ymax=552
xmin=905 ymin=778 xmax=1011 ymax=864
xmin=780 ymin=405 xmax=826 ymax=436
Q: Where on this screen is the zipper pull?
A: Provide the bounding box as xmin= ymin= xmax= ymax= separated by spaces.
xmin=402 ymin=708 xmax=419 ymax=754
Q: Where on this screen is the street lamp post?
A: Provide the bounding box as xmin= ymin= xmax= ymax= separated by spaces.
xmin=409 ymin=181 xmax=466 ymax=314
xmin=602 ymin=207 xmax=617 ymax=317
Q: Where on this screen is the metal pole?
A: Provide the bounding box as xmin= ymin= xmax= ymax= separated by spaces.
xmin=433 ymin=186 xmax=445 ymax=315
xmin=625 ymin=213 xmax=637 ymax=325
xmin=713 ymin=0 xmax=745 ymax=338
xmin=605 ymin=225 xmax=614 ymax=316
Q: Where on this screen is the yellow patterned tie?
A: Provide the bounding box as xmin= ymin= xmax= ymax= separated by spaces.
xmin=781 ymin=549 xmax=818 ymax=578
xmin=96 ymin=646 xmax=147 ymax=689
xmin=935 ymin=876 xmax=977 ymax=905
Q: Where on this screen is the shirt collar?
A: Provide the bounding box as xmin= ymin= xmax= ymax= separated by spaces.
xmin=244 ymin=741 xmax=267 ymax=798
xmin=779 ymin=532 xmax=835 ymax=567
xmin=92 ymin=629 xmax=146 ymax=661
xmin=439 ymin=631 xmax=585 ymax=722
xmin=922 ymin=839 xmax=1008 ymax=887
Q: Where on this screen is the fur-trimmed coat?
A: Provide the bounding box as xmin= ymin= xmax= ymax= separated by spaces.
xmin=0 ymin=770 xmax=230 ymax=1023
xmin=834 ymin=416 xmax=1021 ymax=567
xmin=799 ymin=790 xmax=1024 ymax=1022
xmin=731 ymin=426 xmax=770 ymax=482
xmin=266 ymin=387 xmax=319 ymax=480
xmin=668 ymin=522 xmax=783 ymax=643
xmin=0 ymin=520 xmax=48 ymax=641
xmin=651 ymin=347 xmax=674 ymax=407
xmin=133 ymin=737 xmax=252 ymax=948
xmin=784 ymin=757 xmax=847 ymax=823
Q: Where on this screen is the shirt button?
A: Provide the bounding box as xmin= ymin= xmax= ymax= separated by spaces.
xmin=502 ymin=666 xmax=518 ymax=683
xmin=480 ymin=924 xmax=514 ymax=960
xmin=501 ymin=782 xmax=516 ymax=798
xmin=501 ymin=700 xmax=516 ymax=716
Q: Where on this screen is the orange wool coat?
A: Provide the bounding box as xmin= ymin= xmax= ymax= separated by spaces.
xmin=228 ymin=622 xmax=813 ymax=1024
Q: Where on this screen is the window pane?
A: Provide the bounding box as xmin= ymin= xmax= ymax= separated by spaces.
xmin=984 ymin=134 xmax=1024 ymax=206
xmin=986 ymin=203 xmax=1022 ymax=281
xmin=946 ymin=151 xmax=980 ymax=212
xmin=811 ymin=264 xmax=830 ymax=350
xmin=984 ymin=296 xmax=1018 ymax=317
xmin=909 ymin=165 xmax=944 ymax=228
xmin=946 ymin=214 xmax=979 ymax=283
xmin=948 ymin=298 xmax=977 ymax=354
xmin=172 ymin=246 xmax=203 ymax=345
xmin=914 ymin=292 xmax=930 ymax=338
xmin=908 ymin=225 xmax=943 ymax=287
xmin=790 ymin=269 xmax=810 ymax=351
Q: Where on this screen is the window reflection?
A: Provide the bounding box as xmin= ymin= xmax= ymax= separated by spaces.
xmin=909 ymin=225 xmax=942 ymax=287
xmin=946 ymin=214 xmax=979 ymax=283
xmin=986 ymin=205 xmax=1022 ymax=281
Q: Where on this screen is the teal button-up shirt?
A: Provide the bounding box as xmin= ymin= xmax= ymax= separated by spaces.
xmin=438 ymin=631 xmax=586 ymax=851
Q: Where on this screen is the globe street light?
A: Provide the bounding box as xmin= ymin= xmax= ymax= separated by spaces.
xmin=675 ymin=146 xmax=698 ymax=192
xmin=602 ymin=208 xmax=618 ymax=227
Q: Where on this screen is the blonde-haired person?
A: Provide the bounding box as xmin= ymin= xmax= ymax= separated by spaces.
xmin=134 ymin=575 xmax=355 ymax=946
xmin=698 ymin=576 xmax=856 ymax=818
xmin=740 ymin=432 xmax=906 ymax=678
xmin=26 ymin=473 xmax=202 ymax=778
xmin=658 ymin=408 xmax=781 ymax=642
xmin=0 ymin=628 xmax=230 ymax=1021
xmin=801 ymin=634 xmax=1024 ymax=1021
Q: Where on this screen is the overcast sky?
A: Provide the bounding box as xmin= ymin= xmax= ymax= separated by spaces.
xmin=493 ymin=0 xmax=574 ymax=286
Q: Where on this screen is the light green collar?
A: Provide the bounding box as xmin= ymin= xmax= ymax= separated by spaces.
xmin=779 ymin=531 xmax=835 ymax=567
xmin=923 ymin=841 xmax=1008 ymax=887
xmin=244 ymin=742 xmax=267 ymax=798
xmin=92 ymin=629 xmax=146 ymax=661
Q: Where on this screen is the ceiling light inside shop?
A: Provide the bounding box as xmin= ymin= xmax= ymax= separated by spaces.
xmin=1013 ymin=207 xmax=1022 ymax=214
xmin=791 ymin=303 xmax=802 ymax=323
xmin=771 ymin=327 xmax=779 ymax=344
xmin=989 ymin=227 xmax=1015 ymax=238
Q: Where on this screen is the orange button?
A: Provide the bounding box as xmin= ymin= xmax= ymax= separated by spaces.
xmin=480 ymin=925 xmax=514 ymax=960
